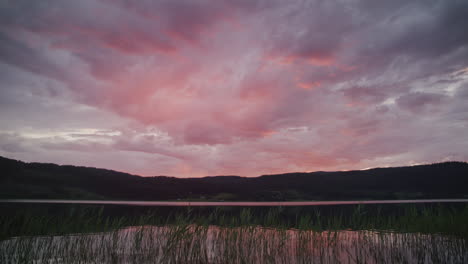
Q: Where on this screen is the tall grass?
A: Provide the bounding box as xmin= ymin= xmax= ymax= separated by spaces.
xmin=2 ymin=225 xmax=467 ymax=263
xmin=1 ymin=204 xmax=468 ymax=263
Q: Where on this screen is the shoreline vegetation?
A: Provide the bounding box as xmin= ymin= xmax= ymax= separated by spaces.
xmin=3 ymin=225 xmax=467 ymax=263
xmin=2 ymin=156 xmax=468 ymax=262
xmin=2 ymin=204 xmax=468 ymax=263
xmin=2 ymin=204 xmax=468 ymax=238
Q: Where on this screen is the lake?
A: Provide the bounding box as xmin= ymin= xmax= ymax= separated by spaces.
xmin=2 ymin=224 xmax=467 ymax=263
xmin=1 ymin=199 xmax=468 ymax=263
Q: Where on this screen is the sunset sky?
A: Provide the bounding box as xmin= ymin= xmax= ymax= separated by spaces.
xmin=1 ymin=0 xmax=467 ymax=177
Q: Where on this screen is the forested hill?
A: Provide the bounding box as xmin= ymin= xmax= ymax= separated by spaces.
xmin=1 ymin=156 xmax=467 ymax=201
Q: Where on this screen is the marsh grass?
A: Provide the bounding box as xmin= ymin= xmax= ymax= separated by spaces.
xmin=1 ymin=204 xmax=468 ymax=263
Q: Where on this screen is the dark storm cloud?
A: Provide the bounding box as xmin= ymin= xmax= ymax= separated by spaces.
xmin=267 ymin=0 xmax=356 ymax=64
xmin=0 ymin=32 xmax=67 ymax=82
xmin=384 ymin=0 xmax=468 ymax=58
xmin=351 ymin=0 xmax=468 ymax=79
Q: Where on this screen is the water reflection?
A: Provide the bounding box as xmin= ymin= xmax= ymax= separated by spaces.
xmin=2 ymin=225 xmax=467 ymax=263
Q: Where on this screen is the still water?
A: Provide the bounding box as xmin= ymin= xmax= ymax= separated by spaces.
xmin=2 ymin=199 xmax=468 ymax=263
xmin=2 ymin=225 xmax=467 ymax=263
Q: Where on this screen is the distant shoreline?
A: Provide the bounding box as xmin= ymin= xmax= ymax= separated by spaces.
xmin=2 ymin=157 xmax=467 ymax=202
xmin=2 ymin=199 xmax=468 ymax=207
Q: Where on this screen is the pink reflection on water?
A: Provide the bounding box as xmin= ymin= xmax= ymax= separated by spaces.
xmin=2 ymin=225 xmax=466 ymax=263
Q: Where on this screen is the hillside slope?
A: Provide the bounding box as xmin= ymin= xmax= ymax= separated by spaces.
xmin=1 ymin=156 xmax=467 ymax=201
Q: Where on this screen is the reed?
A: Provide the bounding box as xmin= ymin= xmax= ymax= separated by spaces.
xmin=1 ymin=204 xmax=468 ymax=263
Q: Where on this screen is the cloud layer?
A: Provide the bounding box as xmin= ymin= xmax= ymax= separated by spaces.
xmin=1 ymin=0 xmax=467 ymax=176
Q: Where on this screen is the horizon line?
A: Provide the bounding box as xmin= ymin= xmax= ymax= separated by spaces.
xmin=1 ymin=155 xmax=467 ymax=179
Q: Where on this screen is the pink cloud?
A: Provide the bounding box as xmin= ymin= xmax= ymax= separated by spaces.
xmin=1 ymin=0 xmax=468 ymax=177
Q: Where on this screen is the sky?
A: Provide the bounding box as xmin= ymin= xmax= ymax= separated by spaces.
xmin=0 ymin=0 xmax=468 ymax=177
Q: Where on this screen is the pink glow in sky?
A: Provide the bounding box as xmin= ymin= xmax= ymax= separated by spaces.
xmin=0 ymin=0 xmax=468 ymax=177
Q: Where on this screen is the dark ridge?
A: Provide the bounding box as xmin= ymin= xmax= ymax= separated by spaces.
xmin=0 ymin=156 xmax=467 ymax=201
